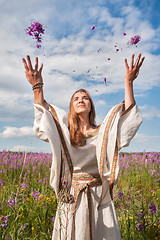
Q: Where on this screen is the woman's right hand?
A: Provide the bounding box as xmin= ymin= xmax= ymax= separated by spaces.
xmin=22 ymin=55 xmax=43 ymax=86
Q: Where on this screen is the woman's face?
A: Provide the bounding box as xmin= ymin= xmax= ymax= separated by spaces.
xmin=72 ymin=91 xmax=91 ymax=115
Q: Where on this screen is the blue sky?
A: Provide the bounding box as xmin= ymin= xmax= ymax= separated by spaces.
xmin=0 ymin=0 xmax=160 ymax=153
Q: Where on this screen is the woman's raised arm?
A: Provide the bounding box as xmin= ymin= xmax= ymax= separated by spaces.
xmin=124 ymin=53 xmax=145 ymax=110
xmin=22 ymin=55 xmax=49 ymax=109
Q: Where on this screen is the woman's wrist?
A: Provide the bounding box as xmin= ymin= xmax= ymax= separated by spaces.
xmin=124 ymin=78 xmax=133 ymax=87
xmin=33 ymin=87 xmax=45 ymax=104
xmin=32 ymin=81 xmax=44 ymax=90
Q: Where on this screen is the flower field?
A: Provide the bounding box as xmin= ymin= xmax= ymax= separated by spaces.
xmin=0 ymin=150 xmax=159 ymax=239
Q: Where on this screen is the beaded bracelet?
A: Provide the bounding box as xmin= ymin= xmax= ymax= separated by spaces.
xmin=32 ymin=82 xmax=44 ymax=90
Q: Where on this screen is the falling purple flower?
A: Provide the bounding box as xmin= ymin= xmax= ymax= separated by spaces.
xmin=128 ymin=35 xmax=141 ymax=45
xmin=116 ymin=49 xmax=119 ymax=52
xmin=91 ymin=25 xmax=95 ymax=30
xmin=36 ymin=44 xmax=41 ymax=48
xmin=104 ymin=78 xmax=107 ymax=85
xmin=25 ymin=21 xmax=46 ymax=48
xmin=123 ymin=32 xmax=126 ymax=36
xmin=97 ymin=49 xmax=100 ymax=52
xmin=87 ymin=69 xmax=90 ymax=73
xmin=107 ymin=58 xmax=111 ymax=61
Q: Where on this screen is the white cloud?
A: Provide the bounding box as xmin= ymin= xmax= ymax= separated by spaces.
xmin=139 ymin=105 xmax=160 ymax=119
xmin=11 ymin=145 xmax=35 ymax=152
xmin=0 ymin=126 xmax=34 ymax=138
xmin=134 ymin=133 xmax=160 ymax=143
xmin=123 ymin=132 xmax=160 ymax=152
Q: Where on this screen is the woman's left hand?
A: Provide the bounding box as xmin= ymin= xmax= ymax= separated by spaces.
xmin=124 ymin=53 xmax=145 ymax=84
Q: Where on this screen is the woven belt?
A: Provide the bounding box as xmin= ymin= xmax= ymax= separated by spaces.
xmin=72 ymin=173 xmax=102 ymax=240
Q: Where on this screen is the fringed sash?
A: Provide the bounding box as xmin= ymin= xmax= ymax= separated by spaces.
xmin=72 ymin=173 xmax=102 ymax=240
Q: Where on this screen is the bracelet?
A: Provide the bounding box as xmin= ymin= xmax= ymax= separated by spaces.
xmin=32 ymin=85 xmax=43 ymax=90
xmin=32 ymin=82 xmax=44 ymax=90
xmin=32 ymin=82 xmax=43 ymax=88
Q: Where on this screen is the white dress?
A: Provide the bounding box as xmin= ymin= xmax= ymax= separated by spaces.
xmin=33 ymin=101 xmax=142 ymax=240
xmin=52 ymin=133 xmax=121 ymax=240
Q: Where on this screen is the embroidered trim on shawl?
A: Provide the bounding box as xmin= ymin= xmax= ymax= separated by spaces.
xmin=84 ymin=125 xmax=101 ymax=138
xmin=49 ymin=104 xmax=73 ymax=174
xmin=109 ymin=142 xmax=119 ymax=184
xmin=99 ymin=103 xmax=121 ymax=180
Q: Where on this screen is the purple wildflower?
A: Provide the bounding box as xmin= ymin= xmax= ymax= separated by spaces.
xmin=7 ymin=198 xmax=15 ymax=207
xmin=32 ymin=191 xmax=41 ymax=201
xmin=128 ymin=35 xmax=141 ymax=45
xmin=52 ymin=216 xmax=55 ymax=222
xmin=1 ymin=223 xmax=8 ymax=227
xmin=118 ymin=192 xmax=124 ymax=199
xmin=0 ymin=180 xmax=5 ymax=185
xmin=150 ymin=203 xmax=157 ymax=214
xmin=104 ymin=78 xmax=107 ymax=85
xmin=21 ymin=183 xmax=28 ymax=188
xmin=138 ymin=213 xmax=143 ymax=222
xmin=1 ymin=216 xmax=8 ymax=227
xmin=138 ymin=223 xmax=143 ymax=231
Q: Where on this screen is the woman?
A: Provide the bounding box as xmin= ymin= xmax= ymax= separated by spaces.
xmin=22 ymin=53 xmax=145 ymax=240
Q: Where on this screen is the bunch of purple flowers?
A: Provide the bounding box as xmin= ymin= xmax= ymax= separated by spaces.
xmin=128 ymin=35 xmax=141 ymax=45
xmin=25 ymin=21 xmax=45 ymax=48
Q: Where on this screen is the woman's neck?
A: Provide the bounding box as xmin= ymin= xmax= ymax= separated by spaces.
xmin=78 ymin=115 xmax=93 ymax=134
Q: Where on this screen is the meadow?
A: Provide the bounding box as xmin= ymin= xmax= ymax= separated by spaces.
xmin=0 ymin=150 xmax=159 ymax=239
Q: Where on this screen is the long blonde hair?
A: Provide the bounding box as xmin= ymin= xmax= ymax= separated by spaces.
xmin=68 ymin=89 xmax=97 ymax=147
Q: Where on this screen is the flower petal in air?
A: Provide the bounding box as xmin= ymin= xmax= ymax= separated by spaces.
xmin=104 ymin=78 xmax=107 ymax=85
xmin=91 ymin=25 xmax=95 ymax=30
